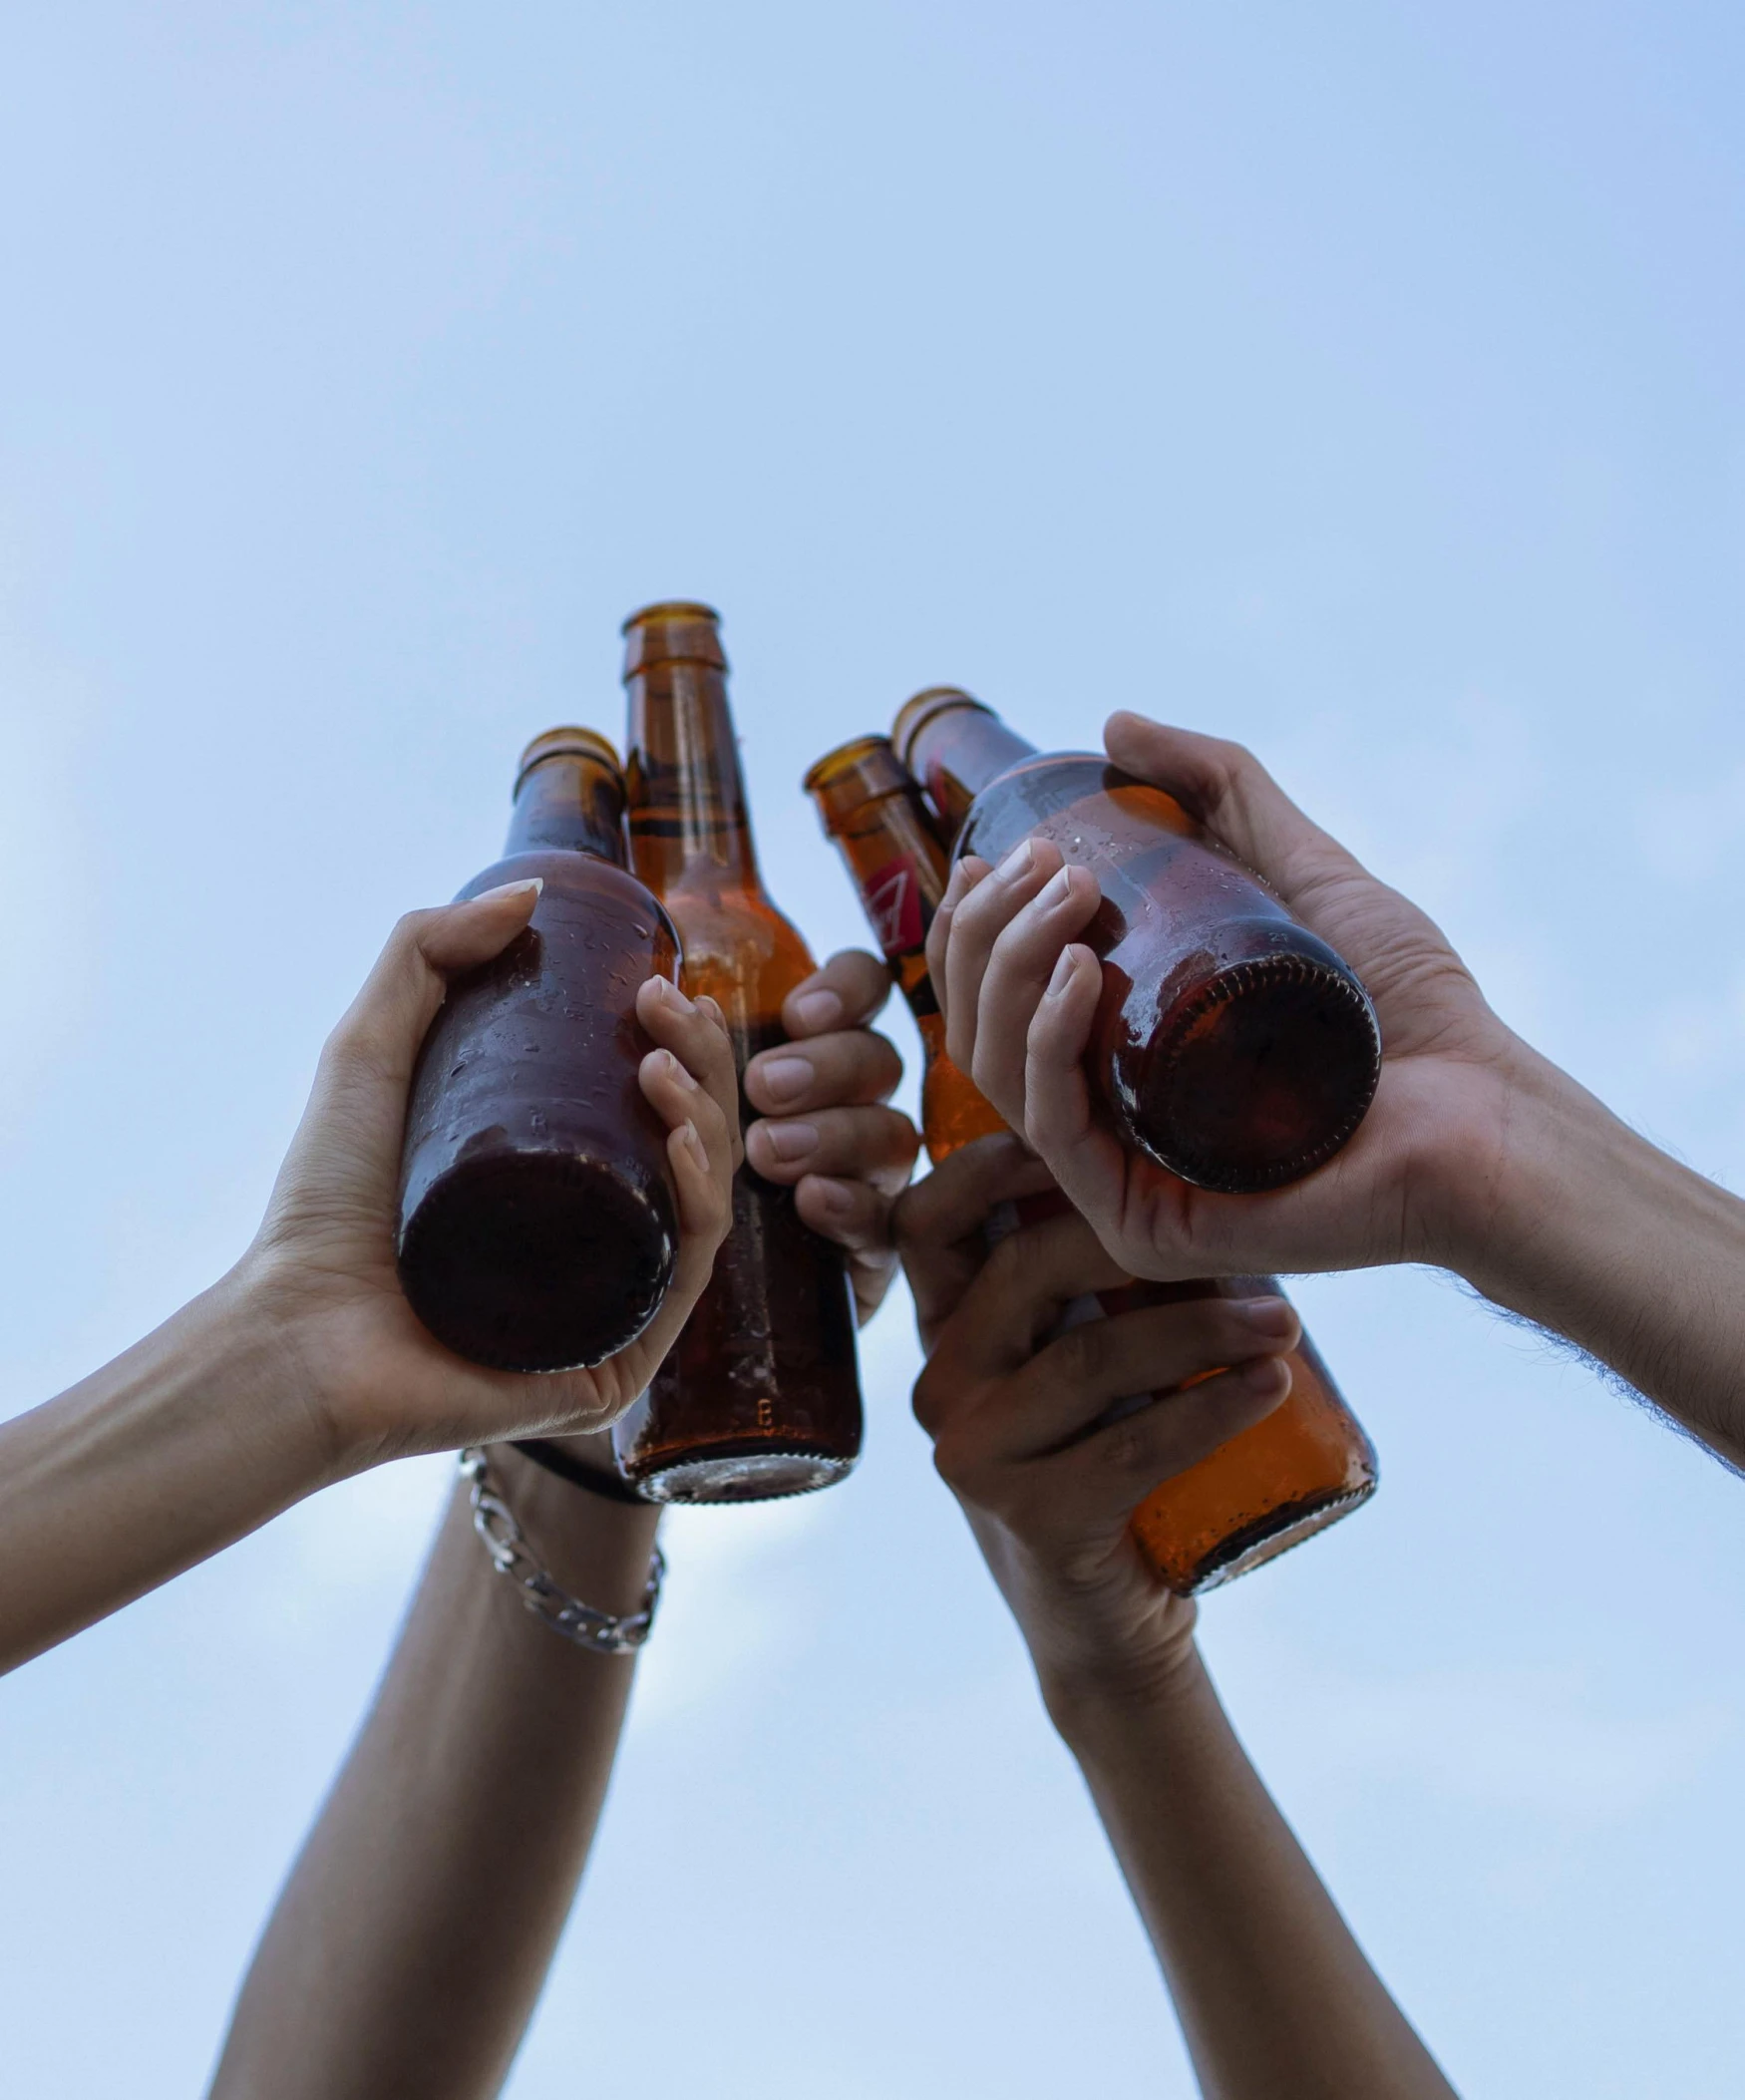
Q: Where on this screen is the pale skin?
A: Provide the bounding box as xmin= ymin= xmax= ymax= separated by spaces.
xmin=205 ymin=954 xmax=910 ymax=2099
xmin=894 ymin=1135 xmax=1460 ymax=2100
xmin=0 ymin=877 xmax=743 ymax=1676
xmin=927 ymin=709 xmax=1745 ymax=1470
xmin=206 ymin=1436 xmax=662 ymax=2100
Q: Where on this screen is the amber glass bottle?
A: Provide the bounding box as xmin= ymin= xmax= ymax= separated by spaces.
xmin=892 ymin=689 xmax=1383 ymax=1196
xmin=612 ymin=602 xmax=862 ymax=1502
xmin=398 ymin=729 xmax=681 ymax=1373
xmin=806 ymin=733 xmax=1376 ymax=1592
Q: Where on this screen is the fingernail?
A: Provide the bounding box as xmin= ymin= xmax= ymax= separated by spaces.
xmin=996 ymin=839 xmax=1035 ymax=881
xmin=662 ymin=1048 xmax=698 ymax=1090
xmin=758 ymin=1054 xmax=814 ymax=1103
xmin=1233 ymin=1296 xmax=1294 ymax=1336
xmin=760 ymin=1120 xmax=819 ymax=1162
xmin=655 ymin=976 xmax=695 ymax=1014
xmin=680 ymin=1119 xmax=708 ymax=1166
xmin=1042 ymin=865 xmax=1075 ymax=907
xmin=791 ymin=988 xmax=843 ymax=1032
xmin=474 ymin=877 xmax=543 ymax=902
xmin=1046 ymin=948 xmax=1078 ymax=997
xmin=1234 ymin=1356 xmax=1287 ymax=1393
xmin=812 ymin=1177 xmax=856 ymax=1216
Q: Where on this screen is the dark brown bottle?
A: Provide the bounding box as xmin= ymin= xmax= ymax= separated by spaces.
xmin=893 ymin=689 xmax=1382 ymax=1195
xmin=806 ymin=734 xmax=1376 ymax=1592
xmin=397 ymin=729 xmax=682 ymax=1373
xmin=611 ymin=602 xmax=862 ymax=1502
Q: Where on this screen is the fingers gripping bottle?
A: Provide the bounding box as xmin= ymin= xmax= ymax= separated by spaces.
xmin=613 ymin=603 xmax=863 ymax=1502
xmin=398 ymin=730 xmax=682 ymax=1373
xmin=805 ymin=734 xmax=1376 ymax=1592
xmin=893 ymin=689 xmax=1383 ymax=1195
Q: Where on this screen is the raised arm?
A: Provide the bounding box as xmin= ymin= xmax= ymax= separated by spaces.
xmin=205 ymin=958 xmax=912 ymax=2099
xmin=894 ymin=1138 xmax=1460 ymax=2100
xmin=927 ymin=712 xmax=1745 ymax=1470
xmin=0 ymin=886 xmax=740 ymax=1674
xmin=208 ymin=1441 xmax=658 ymax=2100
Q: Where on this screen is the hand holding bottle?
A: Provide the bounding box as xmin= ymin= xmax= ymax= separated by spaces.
xmin=743 ymin=948 xmax=920 ymax=1326
xmin=0 ymin=885 xmax=739 ymax=1674
xmin=929 ymin=709 xmax=1745 ymax=1475
xmin=252 ymin=884 xmax=741 ymax=1460
xmin=892 ymin=1135 xmax=1294 ymax=1707
xmin=927 ymin=710 xmax=1520 ymax=1286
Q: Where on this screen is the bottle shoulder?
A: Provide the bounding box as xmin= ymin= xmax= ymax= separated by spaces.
xmin=463 ymin=851 xmax=672 ymax=926
xmin=958 ymin=755 xmax=1202 ymax=865
xmin=654 ymin=879 xmax=817 ymax=1006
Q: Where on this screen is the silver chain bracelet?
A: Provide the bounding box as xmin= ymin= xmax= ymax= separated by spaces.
xmin=459 ymin=1447 xmax=664 ymax=1655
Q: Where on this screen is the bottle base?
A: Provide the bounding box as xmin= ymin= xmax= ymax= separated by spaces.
xmin=630 ymin=1447 xmax=858 ymax=1505
xmin=398 ymin=1150 xmax=675 ymax=1374
xmin=1130 ymin=950 xmax=1382 ymax=1194
xmin=1151 ymin=1479 xmax=1376 ymax=1596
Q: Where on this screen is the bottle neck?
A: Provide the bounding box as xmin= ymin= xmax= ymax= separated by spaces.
xmin=504 ymin=752 xmax=626 ymax=863
xmin=901 ymin=704 xmax=1036 ymax=834
xmin=625 ymin=660 xmax=761 ymax=889
xmin=807 ymin=745 xmax=949 ymax=1020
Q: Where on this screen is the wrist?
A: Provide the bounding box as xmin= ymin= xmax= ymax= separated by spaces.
xmin=189 ymin=1259 xmax=362 ymax=1495
xmin=486 ymin=1443 xmax=662 ymax=1608
xmin=1431 ymin=1043 xmax=1644 ymax=1310
xmin=1039 ymin=1634 xmax=1210 ymax=1761
xmin=1407 ymin=1035 xmax=1578 ymax=1279
xmin=217 ymin=1250 xmax=394 ymax=1485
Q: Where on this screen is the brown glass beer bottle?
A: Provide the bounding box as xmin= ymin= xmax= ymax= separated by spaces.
xmin=892 ymin=689 xmax=1383 ymax=1196
xmin=806 ymin=733 xmax=1376 ymax=1592
xmin=398 ymin=729 xmax=682 ymax=1374
xmin=612 ymin=602 xmax=862 ymax=1502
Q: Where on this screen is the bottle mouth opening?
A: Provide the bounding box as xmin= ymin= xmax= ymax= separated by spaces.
xmin=803 ymin=734 xmax=912 ymax=811
xmin=621 ymin=601 xmax=728 ymax=675
xmin=621 ymin=599 xmax=722 ymax=632
xmin=515 ymin=726 xmax=622 ymax=793
xmin=890 ymin=686 xmax=988 ymax=768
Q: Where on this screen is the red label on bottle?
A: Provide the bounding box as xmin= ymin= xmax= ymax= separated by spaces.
xmin=865 ymin=857 xmax=923 ymax=959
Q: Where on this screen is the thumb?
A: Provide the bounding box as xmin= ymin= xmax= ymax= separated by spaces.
xmin=269 ymin=882 xmax=544 ymax=1225
xmin=324 ymin=879 xmax=544 ymax=1092
xmin=1103 ymin=713 xmax=1372 ymax=919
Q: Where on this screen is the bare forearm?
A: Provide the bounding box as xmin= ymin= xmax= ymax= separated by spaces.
xmin=1449 ymin=1049 xmax=1745 ymax=1469
xmin=0 ymin=1271 xmax=337 ymax=1673
xmin=209 ymin=1452 xmax=658 ymax=2100
xmin=1053 ymin=1654 xmax=1456 ymax=2100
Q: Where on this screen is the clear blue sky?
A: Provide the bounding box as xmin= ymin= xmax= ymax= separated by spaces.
xmin=3 ymin=3 xmax=1743 ymax=2093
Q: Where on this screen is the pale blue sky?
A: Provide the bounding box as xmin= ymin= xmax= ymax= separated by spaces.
xmin=3 ymin=4 xmax=1744 ymax=2094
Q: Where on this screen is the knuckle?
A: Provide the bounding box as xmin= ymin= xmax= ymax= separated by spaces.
xmin=981 ymin=1225 xmax=1029 ymax=1296
xmin=890 ymin=1186 xmax=933 ymax=1261
xmin=1096 ymin=1418 xmax=1153 ymax=1477
xmin=910 ymin=1364 xmax=950 ymax=1438
xmin=864 ymin=1104 xmax=918 ymax=1167
xmin=392 ymin=906 xmax=438 ymax=950
xmin=886 ymin=1111 xmax=922 ymax=1170
xmin=1049 ymin=1317 xmax=1108 ymax=1386
xmin=869 ymin=1032 xmax=904 ymax=1092
xmin=928 ymin=1430 xmax=982 ymax=1494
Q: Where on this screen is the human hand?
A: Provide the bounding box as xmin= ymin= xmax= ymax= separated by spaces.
xmin=743 ymin=949 xmax=920 ymax=1324
xmin=893 ymin=1137 xmax=1296 ymax=1711
xmin=243 ymin=883 xmax=740 ymax=1470
xmin=926 ymin=711 xmax=1532 ymax=1285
